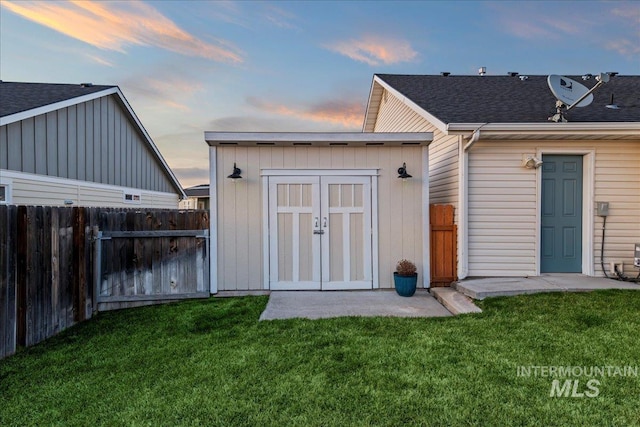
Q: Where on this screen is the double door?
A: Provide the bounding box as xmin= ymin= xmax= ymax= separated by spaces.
xmin=268 ymin=176 xmax=373 ymax=290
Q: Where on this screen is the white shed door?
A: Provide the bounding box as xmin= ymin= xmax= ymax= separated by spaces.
xmin=268 ymin=176 xmax=372 ymax=290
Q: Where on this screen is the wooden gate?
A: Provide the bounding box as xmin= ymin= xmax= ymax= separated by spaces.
xmin=95 ymin=229 xmax=209 ymax=309
xmin=430 ymin=204 xmax=457 ymax=286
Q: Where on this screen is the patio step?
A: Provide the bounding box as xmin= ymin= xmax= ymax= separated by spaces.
xmin=430 ymin=287 xmax=482 ymax=315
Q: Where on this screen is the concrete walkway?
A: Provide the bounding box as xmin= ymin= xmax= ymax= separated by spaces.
xmin=259 ymin=290 xmax=452 ymax=320
xmin=455 ymin=274 xmax=640 ymax=300
xmin=430 ymin=287 xmax=482 ymax=315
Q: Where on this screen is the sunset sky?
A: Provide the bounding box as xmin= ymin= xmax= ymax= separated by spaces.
xmin=1 ymin=1 xmax=638 ymax=187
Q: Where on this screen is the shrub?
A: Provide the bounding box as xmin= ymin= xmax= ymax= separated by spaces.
xmin=396 ymin=259 xmax=417 ymax=276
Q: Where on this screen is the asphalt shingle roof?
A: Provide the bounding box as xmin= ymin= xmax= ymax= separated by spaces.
xmin=376 ymin=74 xmax=640 ymax=124
xmin=0 ymin=82 xmax=115 ymax=117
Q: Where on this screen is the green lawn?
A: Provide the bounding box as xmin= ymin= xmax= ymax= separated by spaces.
xmin=1 ymin=291 xmax=639 ymax=426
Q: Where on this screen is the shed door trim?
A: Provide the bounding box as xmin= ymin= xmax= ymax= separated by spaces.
xmin=261 ymin=169 xmax=379 ymax=176
xmin=262 ymin=169 xmax=379 ymax=290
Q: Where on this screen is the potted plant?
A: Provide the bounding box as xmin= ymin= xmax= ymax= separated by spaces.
xmin=394 ymin=259 xmax=418 ymax=297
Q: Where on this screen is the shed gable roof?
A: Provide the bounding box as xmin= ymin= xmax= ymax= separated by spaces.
xmin=369 ymin=74 xmax=640 ymax=128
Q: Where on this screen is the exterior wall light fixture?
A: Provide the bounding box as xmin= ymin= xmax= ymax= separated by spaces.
xmin=397 ymin=162 xmax=412 ymax=180
xmin=227 ymin=162 xmax=242 ymax=180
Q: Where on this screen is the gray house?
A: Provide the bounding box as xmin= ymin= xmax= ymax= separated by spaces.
xmin=0 ymin=82 xmax=185 ymax=207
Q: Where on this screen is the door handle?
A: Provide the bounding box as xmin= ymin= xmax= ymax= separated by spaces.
xmin=314 ymin=217 xmax=319 ymax=228
xmin=323 ymin=217 xmax=327 ymax=228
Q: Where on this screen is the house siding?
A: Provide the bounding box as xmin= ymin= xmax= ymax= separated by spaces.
xmin=372 ymin=89 xmax=459 ymax=211
xmin=467 ymin=140 xmax=640 ymax=277
xmin=1 ymin=170 xmax=178 ymax=208
xmin=0 ymin=95 xmax=175 ymax=194
xmin=215 ymin=145 xmax=425 ymax=291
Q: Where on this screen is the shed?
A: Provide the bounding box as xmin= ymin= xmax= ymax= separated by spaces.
xmin=205 ymin=132 xmax=432 ymax=293
xmin=364 ymin=73 xmax=640 ymax=279
xmin=0 ymin=82 xmax=185 ymax=208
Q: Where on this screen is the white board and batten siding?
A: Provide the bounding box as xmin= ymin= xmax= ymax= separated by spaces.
xmin=467 ymin=140 xmax=640 ymax=277
xmin=0 ymin=93 xmax=182 ymax=208
xmin=213 ymin=144 xmax=428 ymax=292
xmin=372 ymin=88 xmax=460 ymax=216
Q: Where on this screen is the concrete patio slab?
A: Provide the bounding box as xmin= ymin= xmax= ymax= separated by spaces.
xmin=454 ymin=274 xmax=640 ymax=300
xmin=259 ymin=289 xmax=452 ymax=320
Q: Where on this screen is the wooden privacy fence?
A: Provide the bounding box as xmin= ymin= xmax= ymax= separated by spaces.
xmin=0 ymin=206 xmax=209 ymax=360
xmin=430 ymin=204 xmax=457 ymax=286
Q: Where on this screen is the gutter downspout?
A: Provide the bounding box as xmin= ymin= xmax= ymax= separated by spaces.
xmin=458 ymin=124 xmax=486 ymax=280
xmin=463 ymin=129 xmax=482 ymax=152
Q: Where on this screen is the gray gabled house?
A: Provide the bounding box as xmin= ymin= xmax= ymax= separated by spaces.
xmin=0 ymin=82 xmax=185 ymax=207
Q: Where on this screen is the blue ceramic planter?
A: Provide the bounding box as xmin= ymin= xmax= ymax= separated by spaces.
xmin=393 ymin=273 xmax=417 ymax=297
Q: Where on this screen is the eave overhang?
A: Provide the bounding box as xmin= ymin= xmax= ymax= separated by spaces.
xmin=205 ymin=132 xmax=433 ymax=147
xmin=449 ymin=122 xmax=640 ymax=141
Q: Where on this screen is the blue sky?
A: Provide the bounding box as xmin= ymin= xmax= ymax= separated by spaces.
xmin=1 ymin=0 xmax=638 ymax=187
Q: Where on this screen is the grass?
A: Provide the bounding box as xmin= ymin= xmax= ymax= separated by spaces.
xmin=1 ymin=290 xmax=639 ymax=426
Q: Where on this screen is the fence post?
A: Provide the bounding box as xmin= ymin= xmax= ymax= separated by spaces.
xmin=72 ymin=207 xmax=86 ymax=322
xmin=15 ymin=206 xmax=27 ymax=347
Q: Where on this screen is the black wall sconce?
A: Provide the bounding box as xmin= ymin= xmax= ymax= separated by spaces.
xmin=227 ymin=162 xmax=242 ymax=180
xmin=397 ymin=162 xmax=412 ymax=180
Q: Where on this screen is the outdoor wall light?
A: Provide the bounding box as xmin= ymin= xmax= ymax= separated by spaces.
xmin=522 ymin=156 xmax=543 ymax=169
xmin=227 ymin=162 xmax=242 ymax=180
xmin=397 ymin=162 xmax=412 ymax=180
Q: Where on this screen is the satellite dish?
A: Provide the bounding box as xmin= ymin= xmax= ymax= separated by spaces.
xmin=547 ymin=72 xmax=610 ymax=122
xmin=547 ymin=75 xmax=593 ymax=108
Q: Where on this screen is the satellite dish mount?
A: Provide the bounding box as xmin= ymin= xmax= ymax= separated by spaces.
xmin=547 ymin=72 xmax=610 ymax=122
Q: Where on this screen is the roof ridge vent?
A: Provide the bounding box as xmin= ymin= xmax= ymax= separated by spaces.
xmin=80 ymin=82 xmax=93 ymax=87
xmin=440 ymin=72 xmax=450 ymax=76
xmin=519 ymin=75 xmax=529 ymax=81
xmin=508 ymin=72 xmax=519 ymax=77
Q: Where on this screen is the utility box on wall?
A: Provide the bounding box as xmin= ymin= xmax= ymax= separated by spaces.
xmin=634 ymin=243 xmax=640 ymax=268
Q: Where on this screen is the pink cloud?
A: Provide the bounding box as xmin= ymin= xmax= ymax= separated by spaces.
xmin=85 ymin=54 xmax=114 ymax=67
xmin=264 ymin=5 xmax=299 ymax=30
xmin=247 ymin=97 xmax=364 ymax=129
xmin=606 ymin=39 xmax=640 ymax=56
xmin=324 ymin=35 xmax=417 ymax=66
xmin=1 ymin=0 xmax=243 ymax=63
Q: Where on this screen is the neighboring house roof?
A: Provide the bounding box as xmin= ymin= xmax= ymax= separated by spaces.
xmin=365 ymin=74 xmax=640 ymax=135
xmin=184 ymin=184 xmax=210 ymax=198
xmin=0 ymin=82 xmax=114 ymax=117
xmin=0 ymin=81 xmax=186 ymax=199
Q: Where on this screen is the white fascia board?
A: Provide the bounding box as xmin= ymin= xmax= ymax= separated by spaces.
xmin=113 ymin=88 xmax=187 ymax=199
xmin=369 ymin=75 xmax=449 ymax=134
xmin=362 ymin=75 xmax=382 ymax=132
xmin=0 ymin=87 xmax=119 ymax=126
xmin=447 ymin=122 xmax=640 ymax=135
xmin=204 ymin=131 xmax=433 ymax=146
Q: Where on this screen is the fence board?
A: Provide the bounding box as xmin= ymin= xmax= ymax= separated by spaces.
xmin=0 ymin=206 xmax=17 ymax=358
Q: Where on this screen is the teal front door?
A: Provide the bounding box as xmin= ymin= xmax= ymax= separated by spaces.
xmin=541 ymin=155 xmax=583 ymax=273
